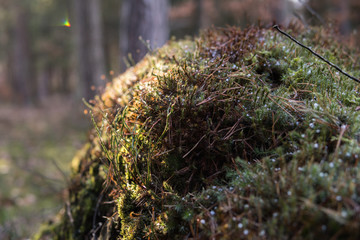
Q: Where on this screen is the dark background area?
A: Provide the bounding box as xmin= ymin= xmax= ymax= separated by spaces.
xmin=0 ymin=0 xmax=359 ymax=238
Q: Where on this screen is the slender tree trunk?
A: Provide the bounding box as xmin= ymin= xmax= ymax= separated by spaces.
xmin=120 ymin=0 xmax=169 ymax=71
xmin=12 ymin=5 xmax=33 ymax=104
xmin=88 ymin=0 xmax=105 ymax=87
xmin=73 ymin=0 xmax=105 ymax=100
xmin=119 ymin=0 xmax=131 ymax=71
xmin=60 ymin=66 xmax=70 ymax=94
xmin=194 ymin=0 xmax=204 ymax=32
xmin=37 ymin=67 xmax=51 ymax=103
xmin=338 ymin=0 xmax=351 ymax=36
xmin=73 ymin=0 xmax=91 ymax=100
xmin=270 ymin=0 xmax=290 ymax=25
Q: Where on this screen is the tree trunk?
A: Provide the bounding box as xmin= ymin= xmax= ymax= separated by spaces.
xmin=270 ymin=0 xmax=290 ymax=25
xmin=195 ymin=0 xmax=205 ymax=32
xmin=88 ymin=0 xmax=105 ymax=88
xmin=120 ymin=0 xmax=169 ymax=71
xmin=37 ymin=67 xmax=51 ymax=104
xmin=73 ymin=0 xmax=105 ymax=100
xmin=73 ymin=0 xmax=90 ymax=100
xmin=12 ymin=5 xmax=33 ymax=104
xmin=338 ymin=0 xmax=351 ymax=36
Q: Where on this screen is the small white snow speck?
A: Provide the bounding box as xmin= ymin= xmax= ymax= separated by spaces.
xmin=287 ymin=191 xmax=292 ymax=196
xmin=341 ymin=211 xmax=347 ymax=217
xmin=210 ymin=210 xmax=215 ymax=216
xmin=259 ymin=230 xmax=265 ymax=236
xmin=336 ymin=196 xmax=342 ymax=201
xmin=329 ymin=162 xmax=334 ymax=168
xmin=200 ymin=219 xmax=205 ymax=224
xmin=244 ymin=229 xmax=249 ymax=235
xmin=314 ymin=143 xmax=319 ymax=149
xmin=309 ymin=123 xmax=315 ymax=128
xmin=238 ymin=223 xmax=243 ymax=228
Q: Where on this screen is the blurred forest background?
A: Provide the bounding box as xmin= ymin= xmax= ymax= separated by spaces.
xmin=0 ymin=0 xmax=359 ymax=238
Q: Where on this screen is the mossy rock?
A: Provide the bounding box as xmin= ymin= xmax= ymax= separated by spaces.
xmin=35 ymin=25 xmax=360 ymax=239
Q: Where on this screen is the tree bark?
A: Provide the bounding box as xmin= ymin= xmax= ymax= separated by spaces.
xmin=120 ymin=0 xmax=169 ymax=71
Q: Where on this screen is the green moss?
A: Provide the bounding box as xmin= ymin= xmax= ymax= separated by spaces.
xmin=35 ymin=25 xmax=360 ymax=239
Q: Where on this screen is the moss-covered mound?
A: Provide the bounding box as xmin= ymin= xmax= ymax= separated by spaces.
xmin=35 ymin=25 xmax=360 ymax=239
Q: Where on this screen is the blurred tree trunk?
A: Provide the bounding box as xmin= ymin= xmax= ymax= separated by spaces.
xmin=88 ymin=0 xmax=105 ymax=87
xmin=11 ymin=5 xmax=34 ymax=104
xmin=270 ymin=0 xmax=290 ymax=25
xmin=73 ymin=0 xmax=91 ymax=100
xmin=120 ymin=0 xmax=169 ymax=71
xmin=60 ymin=66 xmax=70 ymax=94
xmin=194 ymin=0 xmax=207 ymax=31
xmin=73 ymin=0 xmax=105 ymax=100
xmin=37 ymin=66 xmax=51 ymax=103
xmin=338 ymin=0 xmax=351 ymax=36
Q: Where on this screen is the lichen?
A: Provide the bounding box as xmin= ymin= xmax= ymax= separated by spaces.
xmin=35 ymin=25 xmax=360 ymax=239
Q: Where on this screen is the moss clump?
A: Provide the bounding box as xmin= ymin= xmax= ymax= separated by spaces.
xmin=36 ymin=25 xmax=360 ymax=239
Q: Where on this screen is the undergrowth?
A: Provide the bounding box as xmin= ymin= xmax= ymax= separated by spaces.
xmin=36 ymin=24 xmax=360 ymax=239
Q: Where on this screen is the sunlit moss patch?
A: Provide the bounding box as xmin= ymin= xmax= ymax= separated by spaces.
xmin=35 ymin=25 xmax=360 ymax=239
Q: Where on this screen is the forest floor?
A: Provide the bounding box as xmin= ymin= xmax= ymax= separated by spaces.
xmin=0 ymin=95 xmax=90 ymax=239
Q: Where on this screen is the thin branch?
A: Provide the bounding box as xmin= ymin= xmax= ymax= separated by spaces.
xmin=51 ymin=158 xmax=70 ymax=186
xmin=183 ymin=134 xmax=206 ymax=158
xmin=273 ymin=25 xmax=360 ymax=84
